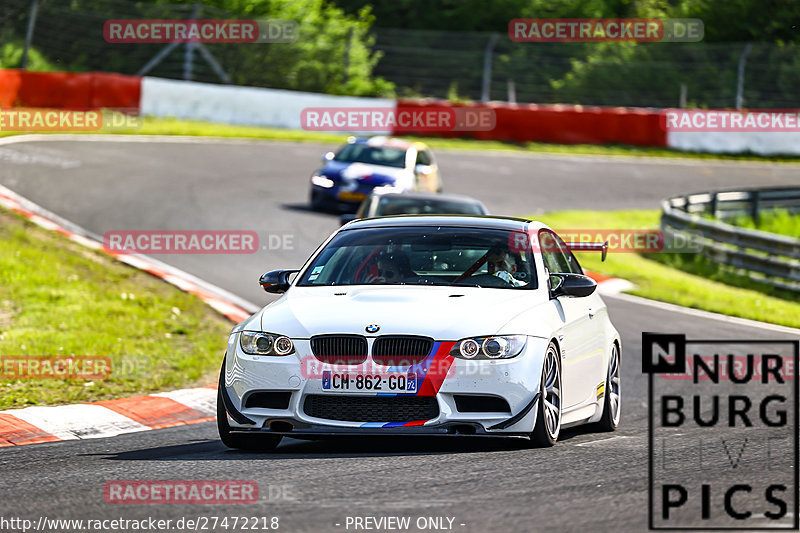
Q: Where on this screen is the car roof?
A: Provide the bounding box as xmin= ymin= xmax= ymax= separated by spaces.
xmin=351 ymin=136 xmax=417 ymax=150
xmin=343 ymin=214 xmax=548 ymax=232
xmin=371 ymin=192 xmax=483 ymax=204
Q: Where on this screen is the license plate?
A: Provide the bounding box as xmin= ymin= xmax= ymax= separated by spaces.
xmin=322 ymin=371 xmax=417 ymax=394
xmin=338 ymin=191 xmax=366 ymax=202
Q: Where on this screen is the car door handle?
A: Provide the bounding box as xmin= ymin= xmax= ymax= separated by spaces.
xmin=588 ymin=307 xmax=596 ymax=318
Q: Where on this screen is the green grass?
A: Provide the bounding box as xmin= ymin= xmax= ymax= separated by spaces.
xmin=722 ymin=209 xmax=800 ymax=239
xmin=0 ymin=207 xmax=233 ymax=409
xmin=4 ymin=114 xmax=800 ymax=162
xmin=534 ymin=209 xmax=800 ymax=329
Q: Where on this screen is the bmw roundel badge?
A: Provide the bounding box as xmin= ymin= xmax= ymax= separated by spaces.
xmin=365 ymin=324 xmax=380 ymax=333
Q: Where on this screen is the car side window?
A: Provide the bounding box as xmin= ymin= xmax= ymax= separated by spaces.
xmin=355 ymin=198 xmax=369 ymax=218
xmin=541 ymin=230 xmax=585 ymax=275
xmin=415 ymin=150 xmax=432 ymax=166
xmin=538 ymin=230 xmax=571 ymax=274
xmin=564 ymin=248 xmax=584 ymax=275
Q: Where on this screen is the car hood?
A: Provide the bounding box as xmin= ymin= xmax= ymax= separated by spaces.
xmin=321 ymin=161 xmax=410 ymax=185
xmin=258 ymin=285 xmax=548 ymax=340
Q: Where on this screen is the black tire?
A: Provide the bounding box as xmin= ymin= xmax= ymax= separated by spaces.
xmin=309 ymin=189 xmax=325 ymax=211
xmin=597 ymin=343 xmax=621 ymax=432
xmin=217 ymin=360 xmax=282 ymax=451
xmin=530 ymin=341 xmax=562 ymax=447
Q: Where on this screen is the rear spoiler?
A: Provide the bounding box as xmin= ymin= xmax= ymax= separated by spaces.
xmin=567 ymin=240 xmax=609 ymax=262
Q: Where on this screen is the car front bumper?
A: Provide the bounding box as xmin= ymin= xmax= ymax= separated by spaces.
xmin=220 ymin=335 xmax=550 ymax=436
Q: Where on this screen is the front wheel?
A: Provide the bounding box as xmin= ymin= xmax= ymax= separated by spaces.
xmin=309 ymin=189 xmax=325 ymax=211
xmin=597 ymin=343 xmax=621 ymax=431
xmin=217 ymin=360 xmax=282 ymax=451
xmin=530 ymin=342 xmax=562 ymax=447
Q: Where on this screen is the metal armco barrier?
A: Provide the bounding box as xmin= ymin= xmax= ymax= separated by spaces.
xmin=661 ymin=187 xmax=800 ymax=292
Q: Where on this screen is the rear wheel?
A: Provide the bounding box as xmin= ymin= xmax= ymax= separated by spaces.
xmin=217 ymin=360 xmax=282 ymax=451
xmin=530 ymin=342 xmax=562 ymax=447
xmin=597 ymin=343 xmax=621 ymax=431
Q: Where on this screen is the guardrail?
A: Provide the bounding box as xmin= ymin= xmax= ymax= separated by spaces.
xmin=661 ymin=187 xmax=800 ymax=292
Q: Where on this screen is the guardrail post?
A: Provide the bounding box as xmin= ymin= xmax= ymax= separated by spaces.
xmin=751 ymin=190 xmax=761 ymax=226
xmin=710 ymin=192 xmax=718 ymax=219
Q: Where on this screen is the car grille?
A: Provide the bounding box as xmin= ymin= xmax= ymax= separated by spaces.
xmin=371 ymin=335 xmax=434 ymax=366
xmin=311 ymin=335 xmax=368 ymax=365
xmin=303 ymin=395 xmax=439 ymax=422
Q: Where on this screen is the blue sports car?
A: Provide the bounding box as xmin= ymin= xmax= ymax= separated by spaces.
xmin=309 ymin=136 xmax=443 ymax=212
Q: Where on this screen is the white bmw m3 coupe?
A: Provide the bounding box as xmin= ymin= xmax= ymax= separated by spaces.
xmin=218 ymin=215 xmax=621 ymax=450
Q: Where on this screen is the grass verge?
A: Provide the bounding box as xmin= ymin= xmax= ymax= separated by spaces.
xmin=0 ymin=207 xmax=233 ymax=409
xmin=721 ymin=209 xmax=800 ymax=239
xmin=534 ymin=209 xmax=800 ymax=329
xmin=3 ymin=114 xmax=800 ymax=162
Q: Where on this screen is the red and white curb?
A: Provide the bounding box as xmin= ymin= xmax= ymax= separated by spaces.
xmin=0 ymin=183 xmax=258 ymax=447
xmin=0 ymin=387 xmax=217 ymax=447
xmin=585 ymin=270 xmax=635 ymax=295
xmin=0 ymin=175 xmax=631 ymax=447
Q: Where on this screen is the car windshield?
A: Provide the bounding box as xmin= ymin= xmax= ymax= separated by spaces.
xmin=298 ymin=226 xmax=536 ymax=289
xmin=334 ymin=144 xmax=407 ymax=168
xmin=375 ymin=197 xmax=485 ymax=216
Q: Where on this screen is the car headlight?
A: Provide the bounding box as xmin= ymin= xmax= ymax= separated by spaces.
xmin=311 ymin=175 xmax=334 ymax=188
xmin=239 ymin=331 xmax=295 ymax=356
xmin=450 ymin=335 xmax=527 ymax=360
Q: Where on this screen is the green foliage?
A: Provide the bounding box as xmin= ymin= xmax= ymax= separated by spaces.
xmin=0 ymin=38 xmax=56 ymax=71
xmin=535 ymin=209 xmax=800 ymax=328
xmin=724 ymin=209 xmax=800 ymax=238
xmin=0 ymin=207 xmax=232 ymax=409
xmin=334 ymin=0 xmax=800 ymax=42
xmin=5 ymin=0 xmax=394 ymax=96
xmin=201 ymin=0 xmax=395 ymax=96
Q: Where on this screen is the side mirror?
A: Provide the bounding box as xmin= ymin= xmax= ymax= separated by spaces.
xmin=340 ymin=214 xmax=358 ymax=226
xmin=414 ymin=164 xmax=432 ymax=176
xmin=550 ymin=273 xmax=596 ymax=298
xmin=322 ymin=151 xmax=335 ymax=163
xmin=259 ymin=269 xmax=300 ymax=294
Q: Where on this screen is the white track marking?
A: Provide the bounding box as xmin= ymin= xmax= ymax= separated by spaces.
xmin=2 ymin=405 xmax=148 ymax=440
xmin=152 ymin=388 xmax=217 ymax=416
xmin=575 ymin=435 xmax=643 ymax=447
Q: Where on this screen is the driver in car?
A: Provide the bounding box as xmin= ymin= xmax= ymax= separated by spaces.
xmin=486 ymin=247 xmax=526 ymax=287
xmin=366 ymin=252 xmax=414 ymax=283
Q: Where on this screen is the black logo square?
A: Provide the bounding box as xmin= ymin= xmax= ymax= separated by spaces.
xmin=642 ymin=333 xmax=686 ymax=374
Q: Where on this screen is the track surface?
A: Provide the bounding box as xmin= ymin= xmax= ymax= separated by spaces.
xmin=1 ymin=137 xmax=799 ymax=532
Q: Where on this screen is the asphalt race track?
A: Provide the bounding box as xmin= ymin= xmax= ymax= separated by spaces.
xmin=1 ymin=136 xmax=799 ymax=532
